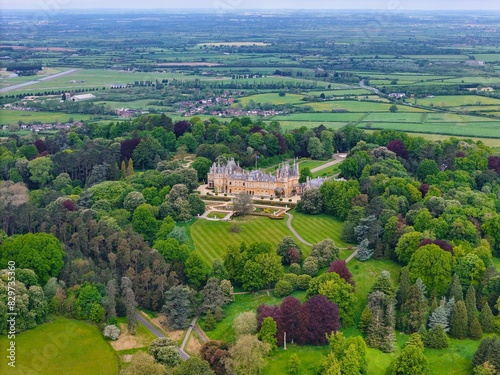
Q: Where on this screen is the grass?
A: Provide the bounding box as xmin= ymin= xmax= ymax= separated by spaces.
xmin=114 ymin=317 xmax=157 ymax=352
xmin=290 ymin=210 xmax=351 ymax=251
xmin=417 ymin=95 xmax=500 ymax=107
xmin=262 ymin=345 xmax=329 ymax=375
xmin=207 ymin=211 xmax=228 ymax=219
xmin=297 ymin=159 xmax=330 ymax=171
xmin=299 ymin=100 xmax=428 ymax=113
xmin=0 ymin=316 xmax=119 ymax=375
xmin=0 ymin=110 xmax=95 ymax=125
xmin=191 ymin=216 xmax=296 ymax=265
xmin=237 ymin=93 xmax=305 ymax=106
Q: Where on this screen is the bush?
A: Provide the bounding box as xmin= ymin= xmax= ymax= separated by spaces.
xmin=289 ymin=263 xmax=301 ymax=275
xmin=296 ymin=274 xmax=312 ymax=290
xmin=274 ymin=280 xmax=294 ymax=297
xmin=103 ymin=324 xmax=121 ymax=340
xmin=282 ymin=273 xmax=298 ymax=289
xmin=424 ymin=325 xmax=449 ymax=349
xmin=229 ymin=224 xmax=241 ymax=233
xmin=302 ymin=256 xmax=319 ymax=277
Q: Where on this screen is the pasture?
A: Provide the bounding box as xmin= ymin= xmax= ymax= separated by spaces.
xmin=237 ymin=93 xmax=305 ymax=106
xmin=417 ymin=95 xmax=500 ymax=107
xmin=0 ymin=316 xmax=119 ymax=375
xmin=0 ymin=110 xmax=94 ymax=125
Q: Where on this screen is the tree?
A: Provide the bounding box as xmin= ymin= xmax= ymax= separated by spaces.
xmin=448 ymin=273 xmax=464 ymax=301
xmin=389 ymin=104 xmax=398 ymax=113
xmin=307 ymin=137 xmax=324 ymax=159
xmin=103 ymin=325 xmax=121 ymax=340
xmin=469 ymin=317 xmax=483 ymax=340
xmin=174 ymin=357 xmax=214 ymax=375
xmin=201 ymin=277 xmax=228 ymax=313
xmin=226 ymin=335 xmax=271 ymax=375
xmin=122 ymin=277 xmax=138 ymax=334
xmin=185 ymin=253 xmax=207 ymax=288
xmin=365 ymin=291 xmax=396 ymax=352
xmin=299 ymin=166 xmax=313 ymax=183
xmin=274 ymin=279 xmax=293 ymax=297
xmin=320 ymin=180 xmax=361 ymax=220
xmin=276 ymin=237 xmax=302 ymax=265
xmin=279 ymin=296 xmax=302 ymax=344
xmin=191 ymin=157 xmax=212 ymax=182
xmin=0 ymin=233 xmax=64 ymax=284
xmin=104 ymin=279 xmax=117 ymax=320
xmin=408 ymin=244 xmax=453 ymax=295
xmin=149 ymin=337 xmax=181 ymax=367
xmin=424 ymin=324 xmax=449 ymax=349
xmin=416 ymin=159 xmax=439 ymax=182
xmin=400 ymin=284 xmax=428 ymax=334
xmin=310 ymin=239 xmax=339 ymax=268
xmin=450 ymin=300 xmax=468 ymax=339
xmin=27 ymin=156 xmax=53 ymax=187
xmin=122 ymin=352 xmax=166 ymax=375
xmin=388 ymin=334 xmax=430 ymax=375
xmin=258 ymin=317 xmax=278 ymax=350
xmin=328 ymin=260 xmax=355 ymax=287
xmin=298 ymin=295 xmax=341 ymax=345
xmin=317 ymin=276 xmax=357 ymax=327
xmin=395 ymin=231 xmax=425 ymax=265
xmin=473 ymin=337 xmax=500 ymax=372
xmin=162 ymin=285 xmax=197 ymax=329
xmin=233 ymin=311 xmax=257 ymax=337
xmin=204 ymin=310 xmax=216 ymax=331
xmin=287 ymin=353 xmax=301 ymax=374
xmin=132 ymin=204 xmax=158 ymax=243
xmin=232 ymin=193 xmax=254 ymax=216
xmin=74 ymin=283 xmax=104 ymax=322
xmin=297 ymin=188 xmax=323 ymax=215
xmin=479 ymin=303 xmax=495 ymax=333
xmin=201 ymin=341 xmax=230 ymax=375
xmin=466 ymin=285 xmax=478 ymax=324
xmin=473 ymin=362 xmax=497 ymax=375
xmin=302 ymin=256 xmax=319 ymax=277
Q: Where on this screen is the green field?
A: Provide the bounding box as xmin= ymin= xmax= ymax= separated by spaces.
xmin=0 ymin=316 xmax=119 ymax=375
xmin=0 ymin=67 xmax=64 ymax=89
xmin=191 ymin=216 xmax=295 ymax=265
xmin=290 ymin=211 xmax=351 ymax=251
xmin=417 ymin=95 xmax=500 ymax=107
xmin=297 ymin=159 xmax=329 ymax=171
xmin=0 ymin=110 xmax=96 ymax=125
xmin=299 ymin=100 xmax=428 ymax=113
xmin=238 ymin=93 xmax=306 ymax=106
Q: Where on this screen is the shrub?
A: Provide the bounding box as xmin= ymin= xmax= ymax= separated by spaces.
xmin=289 ymin=263 xmax=301 ymax=275
xmin=103 ymin=324 xmax=121 ymax=340
xmin=229 ymin=224 xmax=241 ymax=233
xmin=296 ymin=274 xmax=312 ymax=290
xmin=274 ymin=280 xmax=294 ymax=297
xmin=424 ymin=325 xmax=449 ymax=349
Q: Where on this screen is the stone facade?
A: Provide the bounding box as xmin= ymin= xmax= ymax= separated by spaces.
xmin=207 ymin=158 xmax=300 ymax=197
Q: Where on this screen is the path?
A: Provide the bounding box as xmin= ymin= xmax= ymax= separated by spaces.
xmin=136 ymin=311 xmax=190 ymax=360
xmin=345 ymin=249 xmax=359 ymax=263
xmin=285 ymin=212 xmax=313 ymax=246
xmin=309 ymin=154 xmax=347 ymax=173
xmin=0 ymin=69 xmax=79 ymax=93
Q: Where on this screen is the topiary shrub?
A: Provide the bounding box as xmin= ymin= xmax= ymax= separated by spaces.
xmin=274 ymin=280 xmax=294 ymax=297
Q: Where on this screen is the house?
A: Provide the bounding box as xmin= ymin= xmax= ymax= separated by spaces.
xmin=388 ymin=93 xmax=406 ymax=99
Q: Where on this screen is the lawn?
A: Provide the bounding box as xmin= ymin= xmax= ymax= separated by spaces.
xmin=237 ymin=93 xmax=305 ymax=106
xmin=191 ymin=216 xmax=296 ymax=265
xmin=207 ymin=211 xmax=228 ymax=219
xmin=417 ymin=95 xmax=500 ymax=107
xmin=0 ymin=316 xmax=119 ymax=375
xmin=290 ymin=210 xmax=351 ymax=251
xmin=297 ymin=159 xmax=330 ymax=171
xmin=262 ymin=345 xmax=329 ymax=375
xmin=0 ymin=110 xmax=95 ymax=125
xmin=311 ymin=164 xmax=341 ymax=178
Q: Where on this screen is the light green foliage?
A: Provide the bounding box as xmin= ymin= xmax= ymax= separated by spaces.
xmin=388 ymin=333 xmax=430 ymax=375
xmin=395 ymin=231 xmax=424 ymax=265
xmin=274 ymin=279 xmax=294 ymax=297
xmin=310 ymin=239 xmax=339 ymax=268
xmin=0 ymin=232 xmax=64 ymax=284
xmin=408 ymin=244 xmax=453 ymax=295
xmin=258 ymin=317 xmax=278 ymax=350
xmin=73 ymin=283 xmax=105 ymax=322
xmin=149 ymin=337 xmax=181 ymax=367
xmin=173 ymin=357 xmax=214 ymax=375
xmin=320 ymin=180 xmax=361 ymax=220
xmin=233 ymin=311 xmax=258 ymax=337
xmin=27 ymin=156 xmax=53 ymax=187
xmin=132 ymin=203 xmax=158 ymax=243
xmin=450 ymin=300 xmax=468 ymax=339
xmin=287 ymin=353 xmax=301 ymax=374
xmin=185 ymin=253 xmax=208 ymax=288
xmin=226 ymin=334 xmax=271 ymax=375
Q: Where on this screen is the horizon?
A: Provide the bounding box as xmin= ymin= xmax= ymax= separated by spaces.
xmin=1 ymin=0 xmax=499 ymax=11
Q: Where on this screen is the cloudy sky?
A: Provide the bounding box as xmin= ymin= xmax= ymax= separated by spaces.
xmin=1 ymin=0 xmax=499 ymax=10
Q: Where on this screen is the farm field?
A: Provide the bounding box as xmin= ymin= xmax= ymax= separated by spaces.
xmin=417 ymin=95 xmax=500 ymax=107
xmin=298 ymin=100 xmax=429 ymax=112
xmin=0 ymin=67 xmax=65 ymax=89
xmin=94 ymin=99 xmax=166 ymax=110
xmin=237 ymin=93 xmax=306 ymax=106
xmin=0 ymin=316 xmax=119 ymax=375
xmin=0 ymin=110 xmax=95 ymax=125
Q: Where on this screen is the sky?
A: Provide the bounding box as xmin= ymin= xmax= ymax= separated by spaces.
xmin=1 ymin=0 xmax=499 ymax=10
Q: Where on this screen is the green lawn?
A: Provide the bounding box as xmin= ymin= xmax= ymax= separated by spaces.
xmin=0 ymin=316 xmax=119 ymax=375
xmin=417 ymin=95 xmax=500 ymax=107
xmin=191 ymin=216 xmax=296 ymax=265
xmin=297 ymin=159 xmax=330 ymax=171
xmin=311 ymin=164 xmax=341 ymax=178
xmin=262 ymin=345 xmax=328 ymax=375
xmin=238 ymin=93 xmax=305 ymax=106
xmin=290 ymin=211 xmax=351 ymax=251
xmin=299 ymin=100 xmax=428 ymax=113
xmin=0 ymin=110 xmax=95 ymax=125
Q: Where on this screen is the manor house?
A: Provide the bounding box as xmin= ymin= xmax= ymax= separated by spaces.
xmin=207 ymin=158 xmax=300 ymax=197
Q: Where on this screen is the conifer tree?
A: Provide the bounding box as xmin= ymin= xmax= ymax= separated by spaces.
xmin=428 ymin=306 xmax=449 ymax=332
xmin=466 ymin=285 xmax=478 ymax=325
xmin=120 ymin=160 xmax=127 ymax=179
xmin=204 ymin=310 xmax=216 ymax=331
xmin=396 ymin=267 xmax=411 ymax=308
xmin=450 ymin=300 xmax=468 ymax=339
xmin=257 ymin=317 xmax=278 ymax=350
xmin=358 ymin=305 xmax=372 ymax=334
xmin=400 ymin=284 xmax=428 ymax=334
xmin=448 ymin=273 xmax=463 ymax=301
xmin=479 ymin=303 xmax=495 ymax=333
xmin=424 ymin=324 xmax=449 ymax=349
xmin=127 ymin=158 xmax=134 ymax=175
xmin=469 ymin=317 xmax=483 ymax=340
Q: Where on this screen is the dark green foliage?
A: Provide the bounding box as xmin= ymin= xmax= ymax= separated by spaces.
xmin=257 ymin=317 xmax=278 ymax=350
xmin=473 ymin=337 xmax=500 ymax=372
xmin=466 ymin=285 xmax=478 ymax=324
xmin=450 ymin=300 xmax=468 ymax=339
xmin=310 ymin=239 xmax=339 ymax=268
xmin=396 ymin=267 xmax=411 ymax=308
xmin=358 ymin=305 xmax=372 ymax=334
xmin=274 ymin=279 xmax=294 ymax=297
xmin=173 ymin=357 xmax=215 ymax=375
xmin=371 ymin=270 xmax=396 ymax=297
xmin=162 ymin=285 xmax=197 ymax=329
xmin=448 ymin=273 xmax=464 ymax=301
xmin=424 ymin=325 xmax=449 ymax=349
xmin=204 ymin=310 xmax=216 ymax=331
xmin=276 ymin=236 xmax=302 ymax=265
xmin=479 ymin=303 xmax=495 ymax=333
xmin=365 ymin=291 xmax=396 ymax=352
xmin=469 ymin=317 xmax=483 ymax=340
xmin=400 ymin=284 xmax=428 ymax=334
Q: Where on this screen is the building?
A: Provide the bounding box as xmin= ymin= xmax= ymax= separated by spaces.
xmin=207 ymin=158 xmax=300 ymax=197
xmin=69 ymin=93 xmax=96 ymax=102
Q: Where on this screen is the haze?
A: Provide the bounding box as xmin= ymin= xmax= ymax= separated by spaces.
xmin=1 ymin=0 xmax=499 ymax=10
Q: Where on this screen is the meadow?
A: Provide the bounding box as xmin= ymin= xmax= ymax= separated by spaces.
xmin=0 ymin=316 xmax=119 ymax=375
xmin=417 ymin=95 xmax=500 ymax=107
xmin=0 ymin=110 xmax=95 ymax=125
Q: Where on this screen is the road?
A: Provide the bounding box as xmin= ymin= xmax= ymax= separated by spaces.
xmin=135 ymin=311 xmax=190 ymax=360
xmin=309 ymin=154 xmax=347 ymax=173
xmin=0 ymin=69 xmax=78 ymax=93
xmin=359 ymin=79 xmax=380 ymax=94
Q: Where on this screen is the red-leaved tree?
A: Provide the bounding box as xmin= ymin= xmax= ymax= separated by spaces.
xmin=297 ymin=295 xmax=341 ymax=345
xmin=328 ymin=260 xmax=355 ymax=287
